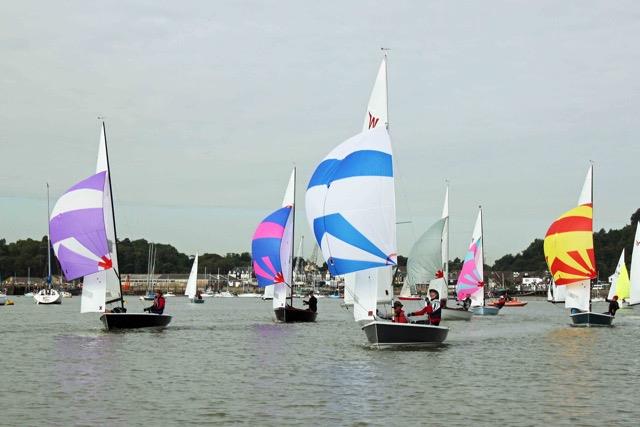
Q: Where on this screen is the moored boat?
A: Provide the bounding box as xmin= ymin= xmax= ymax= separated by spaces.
xmin=34 ymin=289 xmax=62 ymax=305
xmin=488 ymin=298 xmax=527 ymax=307
xmin=185 ymin=254 xmax=204 ymax=304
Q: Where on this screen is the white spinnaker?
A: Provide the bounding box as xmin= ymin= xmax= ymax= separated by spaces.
xmin=629 ymin=222 xmax=640 ymax=305
xmin=353 ymin=268 xmax=379 ymax=323
xmin=185 ymin=254 xmax=199 ymax=299
xmin=83 ymin=123 xmax=121 ymax=313
xmin=607 ymin=250 xmax=625 ymax=300
xmin=362 ymin=55 xmax=388 ymax=131
xmin=305 ymin=128 xmax=397 ymax=270
xmin=565 ymin=279 xmax=590 ymax=312
xmin=469 ymin=209 xmax=484 ymax=307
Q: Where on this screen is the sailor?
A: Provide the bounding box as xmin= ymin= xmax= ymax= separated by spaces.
xmin=605 ymin=295 xmax=619 ymax=316
xmin=391 ymin=301 xmax=409 ymax=323
xmin=495 ymin=294 xmax=507 ymax=309
xmin=144 ymin=289 xmax=166 ymax=314
xmin=303 ymin=290 xmax=318 ymax=313
xmin=462 ymin=296 xmax=472 ymax=311
xmin=407 ymin=289 xmax=442 ymax=326
xmin=195 ymin=290 xmax=203 ymax=300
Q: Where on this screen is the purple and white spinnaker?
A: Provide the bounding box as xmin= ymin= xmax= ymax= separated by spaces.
xmin=49 ymin=171 xmax=113 ymax=281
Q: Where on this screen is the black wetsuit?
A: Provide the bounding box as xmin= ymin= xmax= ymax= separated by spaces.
xmin=305 ymin=295 xmax=318 ymax=313
xmin=607 ymin=300 xmax=619 ymax=316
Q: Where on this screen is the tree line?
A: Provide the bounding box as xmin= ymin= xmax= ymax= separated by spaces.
xmin=2 ymin=207 xmax=638 ymax=281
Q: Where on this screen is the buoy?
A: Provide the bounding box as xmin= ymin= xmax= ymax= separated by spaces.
xmin=6 ymin=299 xmax=15 ymax=305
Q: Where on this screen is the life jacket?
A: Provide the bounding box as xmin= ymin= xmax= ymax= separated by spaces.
xmin=413 ymin=298 xmax=441 ymax=325
xmin=156 ymin=296 xmax=166 ymax=310
xmin=393 ymin=309 xmax=409 ymax=323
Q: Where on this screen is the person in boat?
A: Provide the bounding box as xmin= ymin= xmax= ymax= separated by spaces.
xmin=462 ymin=296 xmax=472 ymax=311
xmin=144 ymin=289 xmax=166 ymax=314
xmin=407 ymin=289 xmax=442 ymax=326
xmin=605 ymin=295 xmax=619 ymax=316
xmin=195 ymin=290 xmax=203 ymax=300
xmin=495 ymin=294 xmax=507 ymax=309
xmin=303 ymin=291 xmax=318 ymax=313
xmin=391 ymin=301 xmax=409 ymax=323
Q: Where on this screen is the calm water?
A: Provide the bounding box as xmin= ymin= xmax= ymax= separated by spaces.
xmin=1 ymin=296 xmax=639 ymax=426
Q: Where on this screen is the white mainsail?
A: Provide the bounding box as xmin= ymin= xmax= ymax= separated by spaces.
xmin=273 ymin=169 xmax=295 ymax=310
xmin=563 ymin=165 xmax=593 ymax=312
xmin=628 ymin=222 xmax=640 ymax=305
xmin=469 ymin=209 xmax=485 ymax=307
xmin=185 ymin=254 xmax=199 ymax=299
xmin=81 ymin=122 xmax=122 ymax=313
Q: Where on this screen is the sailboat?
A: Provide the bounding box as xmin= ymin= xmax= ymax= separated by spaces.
xmin=50 ymin=121 xmax=171 ymax=330
xmin=626 ymin=222 xmax=640 ymax=307
xmin=399 ymin=186 xmax=471 ymax=321
xmin=544 ymin=165 xmax=612 ymax=326
xmin=35 ymin=183 xmax=62 ymax=305
xmin=608 ymin=249 xmax=630 ymax=309
xmin=342 ymin=54 xmax=394 ymax=311
xmin=185 ymin=254 xmax=204 ymax=303
xmin=252 ymin=168 xmax=316 ymax=322
xmin=306 ymin=126 xmax=448 ymax=346
xmin=546 ymin=278 xmax=566 ymax=304
xmin=456 ymin=207 xmax=500 ymax=316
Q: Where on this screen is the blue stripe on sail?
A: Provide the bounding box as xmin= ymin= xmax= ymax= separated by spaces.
xmin=313 ymin=213 xmax=391 ymax=265
xmin=307 ymin=150 xmax=393 ymax=188
xmin=326 ymin=257 xmax=388 ymax=277
xmin=263 ymin=206 xmax=292 ymax=226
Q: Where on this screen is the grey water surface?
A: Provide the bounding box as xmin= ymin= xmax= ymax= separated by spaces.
xmin=1 ymin=296 xmax=639 ymax=426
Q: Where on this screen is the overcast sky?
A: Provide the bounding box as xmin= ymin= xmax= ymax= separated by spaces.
xmin=1 ymin=0 xmax=639 ymax=263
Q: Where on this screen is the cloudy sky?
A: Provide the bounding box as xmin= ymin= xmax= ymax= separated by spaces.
xmin=1 ymin=0 xmax=639 ymax=263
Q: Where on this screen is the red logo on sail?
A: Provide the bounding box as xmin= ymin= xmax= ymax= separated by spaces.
xmin=98 ymin=256 xmax=113 ymax=270
xmin=435 ymin=270 xmax=444 ymax=279
xmin=368 ymin=112 xmax=380 ymax=129
xmin=274 ymin=272 xmax=285 ymax=283
xmin=477 ymin=281 xmax=484 ymax=287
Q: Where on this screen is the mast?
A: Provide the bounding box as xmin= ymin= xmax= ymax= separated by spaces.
xmin=290 ymin=167 xmax=297 ymax=307
xmin=480 ymin=205 xmax=485 ymax=306
xmin=101 ymin=121 xmax=125 ymax=309
xmin=46 ymin=183 xmax=52 ymax=289
xmin=382 ymin=48 xmax=389 ymax=130
xmin=590 ymin=162 xmax=594 ymax=312
xmin=444 ymin=181 xmax=450 ymax=292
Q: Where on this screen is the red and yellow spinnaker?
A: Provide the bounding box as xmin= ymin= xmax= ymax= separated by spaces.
xmin=544 ymin=203 xmax=596 ymax=285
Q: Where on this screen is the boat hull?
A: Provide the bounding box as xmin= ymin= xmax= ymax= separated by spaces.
xmin=362 ymin=321 xmax=449 ymax=347
xmin=471 ymin=306 xmax=500 ymax=316
xmin=100 ymin=313 xmax=172 ymax=330
xmin=34 ymin=290 xmax=62 ymax=305
xmin=274 ymin=306 xmax=317 ymax=322
xmin=570 ymin=312 xmax=613 ymax=327
xmin=0 ymin=295 xmax=6 ymax=306
xmin=442 ymin=307 xmax=472 ymax=321
xmin=191 ymin=298 xmax=205 ymax=304
xmin=488 ymin=300 xmax=527 ymax=307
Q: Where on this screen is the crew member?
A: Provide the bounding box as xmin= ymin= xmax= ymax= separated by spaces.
xmin=391 ymin=301 xmax=409 ymax=323
xmin=303 ymin=291 xmax=318 ymax=313
xmin=495 ymin=294 xmax=507 ymax=309
xmin=195 ymin=290 xmax=203 ymax=300
xmin=408 ymin=289 xmax=442 ymax=325
xmin=606 ymin=295 xmax=619 ymax=316
xmin=144 ymin=289 xmax=166 ymax=314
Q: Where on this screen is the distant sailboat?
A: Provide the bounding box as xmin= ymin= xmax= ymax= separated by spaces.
xmin=456 ymin=207 xmax=499 ymax=315
xmin=252 ymin=168 xmax=316 ymax=322
xmin=544 ymin=164 xmax=612 ymax=326
xmin=546 ymin=279 xmax=566 ymax=304
xmin=306 ymin=127 xmax=448 ymax=346
xmin=35 ymin=183 xmax=62 ymax=305
xmin=185 ymin=254 xmax=204 ymax=303
xmin=608 ymin=249 xmax=630 ymax=308
xmin=50 ymin=121 xmax=171 ymax=329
